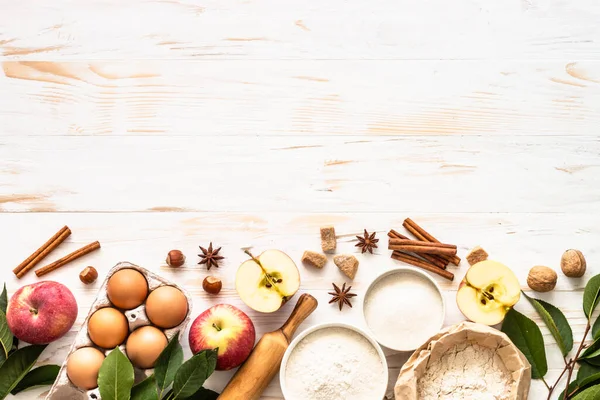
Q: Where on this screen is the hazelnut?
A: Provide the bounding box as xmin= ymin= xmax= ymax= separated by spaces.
xmin=79 ymin=266 xmax=99 ymax=284
xmin=527 ymin=266 xmax=557 ymax=292
xmin=202 ymin=276 xmax=222 ymax=295
xmin=561 ymin=249 xmax=586 ymax=278
xmin=166 ymin=250 xmax=186 ymax=268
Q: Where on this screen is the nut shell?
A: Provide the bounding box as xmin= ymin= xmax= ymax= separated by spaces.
xmin=166 ymin=250 xmax=186 ymax=268
xmin=79 ymin=266 xmax=99 ymax=284
xmin=561 ymin=249 xmax=586 ymax=278
xmin=527 ymin=266 xmax=557 ymax=292
xmin=202 ymin=276 xmax=222 ymax=294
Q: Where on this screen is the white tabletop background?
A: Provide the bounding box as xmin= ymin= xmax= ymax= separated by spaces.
xmin=1 ymin=0 xmax=599 ymax=398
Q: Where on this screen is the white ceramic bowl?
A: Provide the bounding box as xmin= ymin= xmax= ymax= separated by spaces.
xmin=280 ymin=322 xmax=388 ymax=400
xmin=363 ymin=267 xmax=446 ymax=352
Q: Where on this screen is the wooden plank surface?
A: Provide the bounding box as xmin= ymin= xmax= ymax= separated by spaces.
xmin=1 ymin=0 xmax=599 ymax=399
xmin=0 ymin=135 xmax=599 ymax=213
xmin=0 ymin=0 xmax=599 ymax=60
xmin=0 ymin=61 xmax=599 ymax=137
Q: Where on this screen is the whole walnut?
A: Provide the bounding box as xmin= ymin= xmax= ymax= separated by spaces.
xmin=561 ymin=249 xmax=586 ymax=278
xmin=527 ymin=266 xmax=557 ymax=292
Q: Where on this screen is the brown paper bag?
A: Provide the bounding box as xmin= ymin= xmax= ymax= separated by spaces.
xmin=395 ymin=321 xmax=531 ymax=399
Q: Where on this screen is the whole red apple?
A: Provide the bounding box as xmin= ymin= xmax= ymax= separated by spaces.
xmin=7 ymin=281 xmax=78 ymax=344
xmin=189 ymin=304 xmax=255 ymax=371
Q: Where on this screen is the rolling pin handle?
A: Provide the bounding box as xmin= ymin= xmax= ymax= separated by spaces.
xmin=281 ymin=293 xmax=318 ymax=341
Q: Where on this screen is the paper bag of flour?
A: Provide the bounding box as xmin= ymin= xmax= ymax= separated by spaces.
xmin=395 ymin=321 xmax=531 ymax=400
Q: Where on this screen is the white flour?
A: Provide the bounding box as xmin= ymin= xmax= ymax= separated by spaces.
xmin=284 ymin=327 xmax=385 ymax=400
xmin=417 ymin=342 xmax=514 ymax=400
xmin=364 ymin=271 xmax=444 ymax=350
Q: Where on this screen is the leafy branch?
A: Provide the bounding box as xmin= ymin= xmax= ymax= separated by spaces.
xmin=501 ymin=274 xmax=600 ymax=400
xmin=98 ymin=335 xmax=219 ymax=400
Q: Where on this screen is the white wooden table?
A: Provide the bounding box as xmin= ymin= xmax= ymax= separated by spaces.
xmin=1 ymin=1 xmax=599 ymax=398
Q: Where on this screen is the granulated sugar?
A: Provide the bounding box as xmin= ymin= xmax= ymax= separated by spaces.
xmin=417 ymin=342 xmax=514 ymax=400
xmin=284 ymin=327 xmax=385 ymax=400
xmin=364 ymin=270 xmax=444 ymax=351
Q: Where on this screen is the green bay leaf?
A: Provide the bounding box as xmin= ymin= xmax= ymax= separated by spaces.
xmin=0 ymin=344 xmax=47 ymax=399
xmin=131 ymin=375 xmax=158 ymax=400
xmin=524 ymin=293 xmax=573 ymax=356
xmin=558 ymin=379 xmax=580 ymax=400
xmin=0 ymin=284 xmax=7 ymax=314
xmin=501 ymin=308 xmax=547 ymax=379
xmin=592 ymin=315 xmax=600 ymax=340
xmin=186 ymin=387 xmax=220 ymax=399
xmin=583 ymin=275 xmax=600 ymax=319
xmin=155 ymin=335 xmax=183 ymax=396
xmin=10 ymin=364 xmax=60 ymax=395
xmin=572 ymin=384 xmax=600 ymax=399
xmin=98 ymin=347 xmax=134 ymax=400
xmin=0 ymin=310 xmax=14 ymax=358
xmin=578 ymin=362 xmax=600 ymax=381
xmin=172 ymin=349 xmax=217 ymax=399
xmin=581 ymin=338 xmax=600 ymax=362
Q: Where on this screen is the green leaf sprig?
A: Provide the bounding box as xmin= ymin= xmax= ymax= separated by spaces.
xmin=97 ymin=334 xmax=218 ymax=400
xmin=504 ymin=273 xmax=600 ymax=400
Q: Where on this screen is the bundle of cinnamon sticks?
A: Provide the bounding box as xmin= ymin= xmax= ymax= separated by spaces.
xmin=13 ymin=225 xmax=100 ymax=278
xmin=388 ymin=218 xmax=460 ymax=281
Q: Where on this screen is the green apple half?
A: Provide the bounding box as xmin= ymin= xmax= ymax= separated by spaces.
xmin=236 ymin=249 xmax=301 ymax=313
xmin=456 ymin=260 xmax=521 ymax=325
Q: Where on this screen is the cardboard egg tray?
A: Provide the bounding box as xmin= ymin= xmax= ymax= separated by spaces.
xmin=46 ymin=262 xmax=193 ymax=400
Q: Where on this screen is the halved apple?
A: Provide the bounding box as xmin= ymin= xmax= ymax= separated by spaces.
xmin=236 ymin=249 xmax=301 ymax=313
xmin=456 ymin=260 xmax=521 ymax=325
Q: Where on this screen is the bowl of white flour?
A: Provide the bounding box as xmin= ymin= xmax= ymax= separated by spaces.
xmin=280 ymin=323 xmax=388 ymax=400
xmin=363 ymin=267 xmax=445 ymax=351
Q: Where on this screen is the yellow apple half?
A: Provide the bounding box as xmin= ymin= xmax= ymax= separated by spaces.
xmin=456 ymin=260 xmax=521 ymax=325
xmin=236 ymin=249 xmax=301 ymax=313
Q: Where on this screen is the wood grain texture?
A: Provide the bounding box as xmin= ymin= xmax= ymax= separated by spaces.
xmin=1 ymin=61 xmax=599 ymax=136
xmin=0 ymin=0 xmax=599 ymax=60
xmin=0 ymin=135 xmax=598 ymax=213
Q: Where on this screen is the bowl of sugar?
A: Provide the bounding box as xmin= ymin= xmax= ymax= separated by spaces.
xmin=280 ymin=322 xmax=388 ymax=400
xmin=363 ymin=267 xmax=445 ymax=352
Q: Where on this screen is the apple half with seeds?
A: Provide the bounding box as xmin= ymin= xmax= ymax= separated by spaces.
xmin=236 ymin=249 xmax=301 ymax=313
xmin=456 ymin=260 xmax=521 ymax=325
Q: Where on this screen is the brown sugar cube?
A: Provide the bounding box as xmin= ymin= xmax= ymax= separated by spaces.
xmin=320 ymin=226 xmax=337 ymax=253
xmin=302 ymin=250 xmax=327 ymax=269
xmin=466 ymin=246 xmax=489 ymax=266
xmin=333 ymin=254 xmax=359 ymax=280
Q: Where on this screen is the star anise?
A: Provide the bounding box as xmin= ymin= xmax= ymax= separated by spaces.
xmin=198 ymin=242 xmax=224 ymax=270
xmin=328 ymin=283 xmax=357 ymax=311
xmin=355 ymin=229 xmax=379 ymax=254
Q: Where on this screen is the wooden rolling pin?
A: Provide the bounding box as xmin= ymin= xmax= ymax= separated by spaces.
xmin=218 ymin=293 xmax=318 ymax=400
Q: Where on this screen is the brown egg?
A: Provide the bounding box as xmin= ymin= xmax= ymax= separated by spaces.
xmin=126 ymin=326 xmax=168 ymax=369
xmin=107 ymin=269 xmax=149 ymax=309
xmin=88 ymin=307 xmax=129 ymax=348
xmin=145 ymin=286 xmax=189 ymax=328
xmin=67 ymin=347 xmax=105 ymax=390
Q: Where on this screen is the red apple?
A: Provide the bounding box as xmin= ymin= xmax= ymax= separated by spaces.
xmin=6 ymin=281 xmax=78 ymax=344
xmin=189 ymin=304 xmax=255 ymax=371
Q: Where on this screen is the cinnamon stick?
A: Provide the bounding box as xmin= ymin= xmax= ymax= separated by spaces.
xmin=403 ymin=218 xmax=461 ymax=265
xmin=388 ymin=230 xmax=448 ymax=269
xmin=388 ymin=238 xmax=456 ymax=249
xmin=14 ymin=226 xmax=71 ymax=278
xmin=388 ymin=244 xmax=457 ymax=257
xmin=391 ymin=251 xmax=454 ymax=281
xmin=35 ymin=241 xmax=101 ymax=277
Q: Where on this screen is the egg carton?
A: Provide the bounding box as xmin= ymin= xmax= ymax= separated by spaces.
xmin=46 ymin=262 xmax=193 ymax=400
